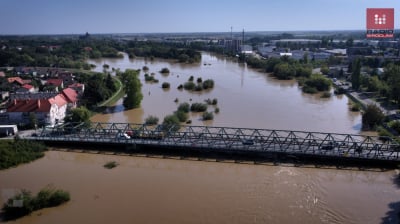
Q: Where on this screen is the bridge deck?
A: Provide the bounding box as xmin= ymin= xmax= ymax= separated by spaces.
xmin=26 ymin=122 xmax=400 ymax=163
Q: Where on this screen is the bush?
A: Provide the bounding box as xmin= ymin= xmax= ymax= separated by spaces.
xmin=194 ymin=84 xmax=203 ymax=91
xmin=142 ymin=66 xmax=149 ymax=71
xmin=205 ymin=98 xmax=218 ymax=105
xmin=177 ymin=84 xmax=183 ymax=90
xmin=215 ymin=107 xmax=220 ymax=113
xmin=162 ymin=82 xmax=170 ymax=89
xmin=183 ymin=82 xmax=196 ymax=90
xmin=145 ymin=115 xmax=159 ymax=125
xmin=197 ymin=77 xmax=203 ymax=83
xmin=160 ymin=68 xmax=170 ymax=73
xmin=191 ymin=103 xmax=208 ymax=112
xmin=202 ymin=79 xmax=215 ymax=89
xmin=273 ymin=63 xmax=296 ymax=80
xmin=0 ymin=139 xmax=46 ymax=170
xmin=202 ymin=112 xmax=214 ymax=120
xmin=162 ymin=114 xmax=180 ymax=132
xmin=2 ymin=187 xmax=70 ymax=220
xmin=144 ymin=74 xmax=156 ymax=82
xmin=389 ymin=121 xmax=400 ymax=133
xmin=362 ymin=104 xmax=385 ymax=130
xmin=303 ymin=74 xmax=332 ymax=92
xmin=188 ymin=76 xmax=194 ymax=82
xmin=302 ymin=86 xmax=318 ymax=94
xmin=104 ymin=161 xmax=118 ymax=169
xmin=321 ymin=92 xmax=331 ymax=98
xmin=334 ymin=87 xmax=346 ymax=95
xmin=178 ymin=102 xmax=190 ymax=113
xmin=350 ymin=103 xmax=361 ymax=112
xmin=174 ymin=110 xmax=189 ymax=122
xmin=377 ymin=126 xmax=392 ymax=137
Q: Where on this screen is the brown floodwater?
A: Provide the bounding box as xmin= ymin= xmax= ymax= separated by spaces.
xmin=2 ymin=53 xmax=395 ymax=224
xmin=89 ymin=52 xmax=362 ymax=134
xmin=1 ymin=151 xmax=399 ymax=224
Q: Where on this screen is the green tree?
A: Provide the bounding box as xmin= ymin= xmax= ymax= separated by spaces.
xmin=29 ymin=112 xmax=38 ymax=129
xmin=174 ymin=110 xmax=188 ymax=122
xmin=162 ymin=114 xmax=180 ymax=132
xmin=364 ymin=76 xmax=381 ymax=92
xmin=384 ymin=64 xmax=400 ymax=105
xmin=351 ymin=58 xmax=361 ymax=90
xmin=273 ymin=63 xmax=295 ymax=80
xmin=65 ymin=106 xmax=91 ymax=124
xmin=303 ymin=74 xmax=332 ymax=93
xmin=105 ymin=73 xmax=117 ymax=92
xmin=144 ymin=115 xmax=159 ymax=125
xmin=123 ymin=69 xmax=143 ymax=109
xmin=302 ymin=52 xmax=309 ymax=64
xmin=178 ymin=102 xmax=190 ymax=113
xmin=346 ymin=38 xmax=354 ymax=47
xmin=320 ymin=65 xmax=329 ymax=75
xmin=362 ymin=104 xmax=385 ymax=130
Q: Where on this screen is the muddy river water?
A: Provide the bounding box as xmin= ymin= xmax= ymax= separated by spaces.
xmin=89 ymin=52 xmax=361 ymax=133
xmin=1 ymin=52 xmax=399 ymax=223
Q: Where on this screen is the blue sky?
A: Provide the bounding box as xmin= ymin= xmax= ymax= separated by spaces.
xmin=1 ymin=0 xmax=400 ymax=34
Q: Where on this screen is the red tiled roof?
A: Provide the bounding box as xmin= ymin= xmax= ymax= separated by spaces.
xmin=22 ymin=84 xmax=34 ymax=90
xmin=69 ymin=83 xmax=84 ymax=88
xmin=61 ymin=88 xmax=78 ymax=103
xmin=46 ymin=79 xmax=63 ymax=86
xmin=7 ymin=77 xmax=24 ymax=85
xmin=7 ymin=99 xmax=51 ymax=113
xmin=7 ymin=77 xmax=31 ymax=85
xmin=49 ymin=94 xmax=68 ymax=107
xmin=7 ymin=95 xmax=67 ymax=113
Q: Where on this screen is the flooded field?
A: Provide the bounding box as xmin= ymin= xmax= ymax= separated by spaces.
xmin=89 ymin=52 xmax=362 ymax=134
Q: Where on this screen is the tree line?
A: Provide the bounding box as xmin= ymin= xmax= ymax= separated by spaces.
xmin=126 ymin=41 xmax=201 ymax=63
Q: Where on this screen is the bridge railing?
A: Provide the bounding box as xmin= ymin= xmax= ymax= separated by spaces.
xmin=29 ymin=122 xmax=400 ymax=161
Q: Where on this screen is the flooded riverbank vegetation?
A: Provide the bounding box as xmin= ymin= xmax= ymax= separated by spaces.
xmin=119 ymin=69 xmax=143 ymax=110
xmin=0 ymin=139 xmax=46 ymax=170
xmin=104 ymin=161 xmax=118 ymax=169
xmin=2 ymin=187 xmax=70 ymax=221
xmin=126 ymin=42 xmax=201 ymax=63
xmin=246 ymin=55 xmax=333 ymax=94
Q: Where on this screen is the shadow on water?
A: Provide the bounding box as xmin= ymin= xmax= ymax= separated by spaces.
xmin=102 ymin=104 xmax=125 ymax=114
xmin=381 ymin=174 xmax=400 ymax=224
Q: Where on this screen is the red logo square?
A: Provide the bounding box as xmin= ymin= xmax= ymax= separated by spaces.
xmin=367 ymin=8 xmax=394 ymax=30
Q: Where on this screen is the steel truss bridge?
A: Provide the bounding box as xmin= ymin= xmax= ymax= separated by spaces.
xmin=27 ymin=122 xmax=400 ymax=165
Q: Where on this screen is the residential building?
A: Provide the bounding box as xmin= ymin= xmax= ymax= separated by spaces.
xmin=45 ymin=79 xmax=64 ymax=92
xmin=6 ymin=94 xmax=68 ymax=126
xmin=4 ymin=88 xmax=79 ymax=126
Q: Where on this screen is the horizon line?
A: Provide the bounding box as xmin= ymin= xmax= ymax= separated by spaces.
xmin=0 ymin=29 xmax=385 ymax=37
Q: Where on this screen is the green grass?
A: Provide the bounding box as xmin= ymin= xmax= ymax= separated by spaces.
xmin=97 ymin=76 xmax=124 ymax=107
